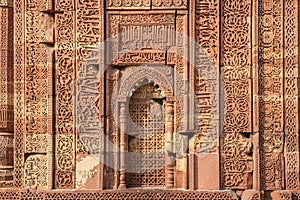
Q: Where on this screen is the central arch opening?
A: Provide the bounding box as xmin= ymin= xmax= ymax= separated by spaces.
xmin=126 ymin=83 xmax=166 ymax=187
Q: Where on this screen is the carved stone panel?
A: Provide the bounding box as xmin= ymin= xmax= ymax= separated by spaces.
xmin=107 ymin=11 xmax=176 ymax=66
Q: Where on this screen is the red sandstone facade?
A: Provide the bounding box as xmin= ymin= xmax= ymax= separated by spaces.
xmin=0 ymin=0 xmax=299 ymax=199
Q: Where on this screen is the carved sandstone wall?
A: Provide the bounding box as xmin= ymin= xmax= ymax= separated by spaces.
xmin=0 ymin=0 xmax=298 ymax=199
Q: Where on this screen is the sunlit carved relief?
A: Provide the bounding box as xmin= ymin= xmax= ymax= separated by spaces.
xmin=5 ymin=0 xmax=300 ymax=198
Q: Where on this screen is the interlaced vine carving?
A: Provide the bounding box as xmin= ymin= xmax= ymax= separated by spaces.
xmin=221 ymin=0 xmax=253 ymax=189
xmin=55 ymin=10 xmax=75 ymax=189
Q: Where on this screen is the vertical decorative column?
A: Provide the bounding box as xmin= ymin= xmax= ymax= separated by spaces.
xmin=24 ymin=0 xmax=53 ymax=189
xmin=75 ymin=0 xmax=105 ymax=190
xmin=192 ymin=0 xmax=221 ymax=190
xmin=221 ymin=0 xmax=253 ymax=189
xmin=284 ymin=0 xmax=300 ymax=190
xmin=55 ymin=0 xmax=76 ymax=189
xmin=0 ymin=0 xmax=13 ymax=133
xmin=165 ymin=100 xmax=174 ymax=188
xmin=258 ymin=0 xmax=284 ymax=190
xmin=13 ymin=0 xmax=25 ymax=188
xmin=252 ymin=0 xmax=260 ymax=190
xmin=119 ymin=101 xmax=127 ymax=189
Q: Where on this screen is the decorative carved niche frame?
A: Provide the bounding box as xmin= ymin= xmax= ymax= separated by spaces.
xmin=105 ymin=9 xmax=189 ymax=189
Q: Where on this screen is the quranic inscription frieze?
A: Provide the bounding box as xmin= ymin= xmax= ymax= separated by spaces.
xmin=107 ymin=12 xmax=176 ymax=65
xmin=192 ymin=0 xmax=220 ymax=154
xmin=75 ymin=0 xmax=105 ymax=190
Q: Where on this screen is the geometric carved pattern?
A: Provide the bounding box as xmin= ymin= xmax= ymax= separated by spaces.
xmin=24 ymin=0 xmax=54 ymax=190
xmin=258 ymin=0 xmax=284 ymax=190
xmin=221 ymin=0 xmax=253 ymax=189
xmin=25 ymin=134 xmax=48 ymax=153
xmin=26 ymin=0 xmax=52 ymax=11
xmin=0 ymin=0 xmax=12 ymax=7
xmin=14 ymin=0 xmax=26 ymax=188
xmin=127 ymin=84 xmax=166 ymax=187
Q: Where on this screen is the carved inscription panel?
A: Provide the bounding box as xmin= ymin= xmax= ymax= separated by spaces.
xmin=107 ymin=12 xmax=176 ymax=65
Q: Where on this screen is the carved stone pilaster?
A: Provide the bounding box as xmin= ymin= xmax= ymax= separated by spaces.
xmin=119 ymin=102 xmax=127 ymax=189
xmin=165 ymin=100 xmax=174 ymax=188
